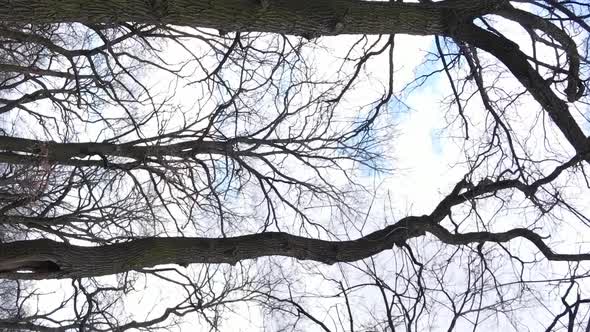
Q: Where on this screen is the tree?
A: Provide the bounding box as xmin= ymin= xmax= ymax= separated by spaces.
xmin=0 ymin=0 xmax=589 ymax=330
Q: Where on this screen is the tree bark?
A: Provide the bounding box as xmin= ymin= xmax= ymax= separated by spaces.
xmin=0 ymin=216 xmax=426 ymax=279
xmin=2 ymin=212 xmax=589 ymax=280
xmin=0 ymin=0 xmax=505 ymax=36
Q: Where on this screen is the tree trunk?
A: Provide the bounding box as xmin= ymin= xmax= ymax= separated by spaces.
xmin=1 ymin=212 xmax=589 ymax=280
xmin=0 ymin=216 xmax=427 ymax=279
xmin=0 ymin=0 xmax=504 ymax=36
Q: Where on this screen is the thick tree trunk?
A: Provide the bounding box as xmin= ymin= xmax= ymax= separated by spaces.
xmin=0 ymin=0 xmax=504 ymax=36
xmin=0 ymin=216 xmax=427 ymax=279
xmin=2 ymin=212 xmax=588 ymax=280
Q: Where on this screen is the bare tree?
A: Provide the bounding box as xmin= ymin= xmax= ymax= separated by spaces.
xmin=0 ymin=0 xmax=590 ymax=330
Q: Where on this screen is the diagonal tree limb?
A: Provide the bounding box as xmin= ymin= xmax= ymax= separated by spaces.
xmin=450 ymin=23 xmax=590 ymax=161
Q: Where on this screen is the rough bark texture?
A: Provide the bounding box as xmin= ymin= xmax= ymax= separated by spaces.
xmin=1 ymin=211 xmax=588 ymax=280
xmin=0 ymin=0 xmax=504 ymax=36
xmin=0 ymin=216 xmax=425 ymax=279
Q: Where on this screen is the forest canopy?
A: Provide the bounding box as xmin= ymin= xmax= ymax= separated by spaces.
xmin=0 ymin=0 xmax=589 ymax=330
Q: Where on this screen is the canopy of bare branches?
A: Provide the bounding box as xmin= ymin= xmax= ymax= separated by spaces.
xmin=0 ymin=0 xmax=589 ymax=330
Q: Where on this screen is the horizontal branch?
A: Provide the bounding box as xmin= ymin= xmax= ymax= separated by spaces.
xmin=0 ymin=215 xmax=424 ymax=279
xmin=0 ymin=63 xmax=87 ymax=80
xmin=0 ymin=214 xmax=94 ymax=226
xmin=1 ymin=214 xmax=587 ymax=280
xmin=0 ymin=321 xmax=68 ymax=332
xmin=425 ymin=223 xmax=590 ymax=261
xmin=0 ymin=135 xmax=229 ymax=164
